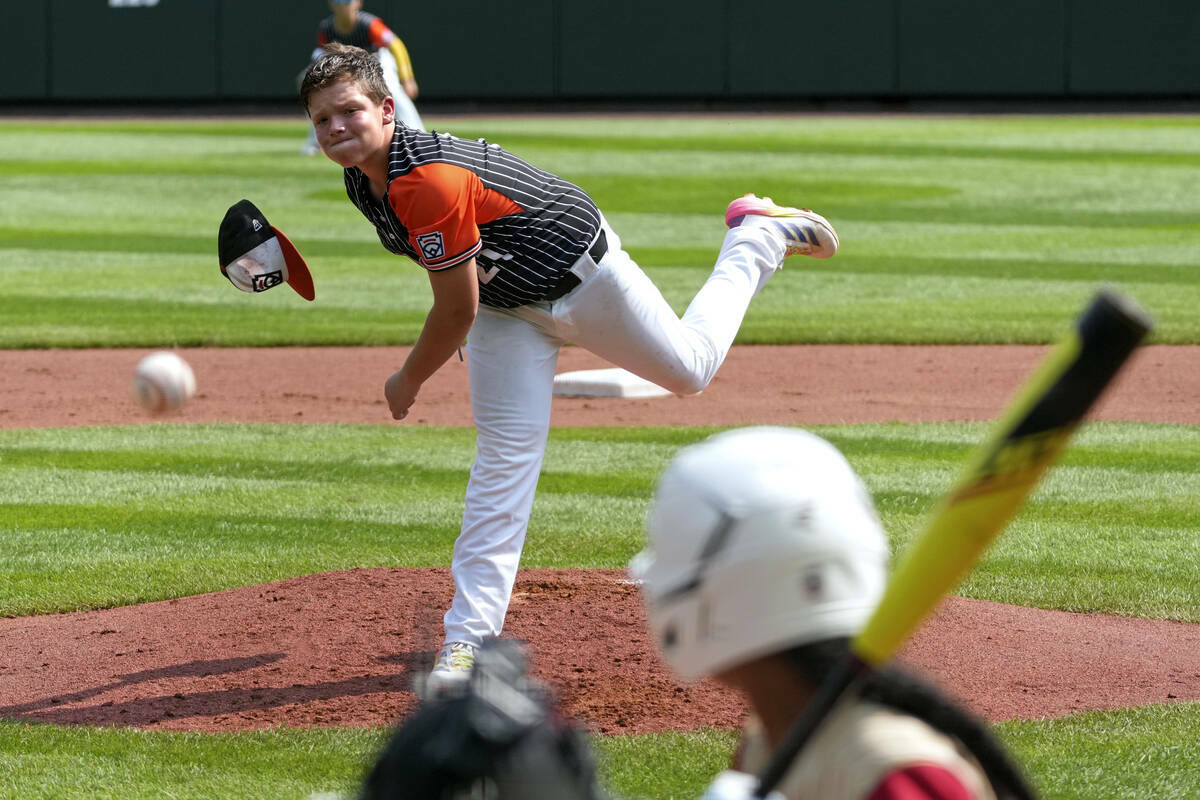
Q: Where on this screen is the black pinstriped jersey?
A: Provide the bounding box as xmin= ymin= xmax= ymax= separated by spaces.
xmin=344 ymin=126 xmax=602 ymax=309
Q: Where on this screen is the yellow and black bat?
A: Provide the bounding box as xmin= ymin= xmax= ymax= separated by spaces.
xmin=754 ymin=289 xmax=1153 ymax=797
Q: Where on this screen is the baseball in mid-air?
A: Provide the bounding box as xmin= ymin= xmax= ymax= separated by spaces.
xmin=132 ymin=351 xmax=196 ymax=414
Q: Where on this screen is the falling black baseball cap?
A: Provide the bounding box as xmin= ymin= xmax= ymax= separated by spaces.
xmin=218 ymin=199 xmax=315 ymax=301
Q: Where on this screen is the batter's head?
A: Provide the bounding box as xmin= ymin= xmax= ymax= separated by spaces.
xmin=300 ymin=42 xmax=390 ymax=114
xmin=630 ymin=427 xmax=889 ymax=681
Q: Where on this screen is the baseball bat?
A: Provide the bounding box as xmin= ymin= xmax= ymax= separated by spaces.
xmin=754 ymin=288 xmax=1153 ymax=797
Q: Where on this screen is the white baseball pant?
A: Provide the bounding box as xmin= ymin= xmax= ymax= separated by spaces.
xmin=443 ymin=217 xmax=786 ymax=646
xmin=375 ymin=48 xmax=424 ymax=131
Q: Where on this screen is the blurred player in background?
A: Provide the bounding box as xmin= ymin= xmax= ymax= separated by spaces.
xmin=632 ymin=427 xmax=1038 ymax=800
xmin=299 ymin=44 xmax=838 ymax=696
xmin=301 ymin=0 xmax=423 ymax=154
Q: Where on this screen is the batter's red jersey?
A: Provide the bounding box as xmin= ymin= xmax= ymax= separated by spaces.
xmin=344 ymin=126 xmax=603 ymax=309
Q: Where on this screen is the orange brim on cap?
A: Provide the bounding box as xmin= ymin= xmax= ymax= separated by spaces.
xmin=273 ymin=226 xmax=315 ymax=301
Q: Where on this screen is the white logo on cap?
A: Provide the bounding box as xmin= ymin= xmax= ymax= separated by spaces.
xmin=417 ymin=232 xmax=446 ymax=261
xmin=253 ymin=271 xmax=284 ymax=291
xmin=252 ymin=219 xmax=263 ymax=232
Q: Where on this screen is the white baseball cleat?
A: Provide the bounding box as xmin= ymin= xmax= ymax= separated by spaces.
xmin=725 ymin=194 xmax=839 ymax=259
xmin=424 ymin=641 xmax=477 ymax=696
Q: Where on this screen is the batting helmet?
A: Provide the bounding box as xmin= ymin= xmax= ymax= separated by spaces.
xmin=630 ymin=427 xmax=890 ymax=681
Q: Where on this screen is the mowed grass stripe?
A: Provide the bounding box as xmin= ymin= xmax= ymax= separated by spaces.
xmin=4 ymin=704 xmax=1199 ymax=800
xmin=0 ymin=722 xmax=380 ymax=800
xmin=1 ymin=422 xmax=1195 ymax=621
xmin=10 ymin=123 xmax=1200 ymax=164
xmin=3 ymin=272 xmax=1196 ymax=347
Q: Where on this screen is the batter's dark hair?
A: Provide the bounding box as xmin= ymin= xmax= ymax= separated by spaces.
xmin=299 ymin=43 xmax=391 ymax=114
xmin=785 ymin=638 xmax=1038 ymax=800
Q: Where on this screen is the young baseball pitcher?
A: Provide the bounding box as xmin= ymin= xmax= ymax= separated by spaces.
xmin=297 ymin=43 xmax=840 ymax=693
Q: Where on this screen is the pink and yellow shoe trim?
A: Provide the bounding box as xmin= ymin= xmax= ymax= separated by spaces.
xmin=725 ymin=194 xmax=839 ymax=258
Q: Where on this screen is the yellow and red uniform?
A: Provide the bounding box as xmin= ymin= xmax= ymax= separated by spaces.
xmin=317 ymin=11 xmax=414 ymax=83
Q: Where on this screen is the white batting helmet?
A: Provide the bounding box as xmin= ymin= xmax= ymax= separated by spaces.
xmin=630 ymin=427 xmax=890 ymax=681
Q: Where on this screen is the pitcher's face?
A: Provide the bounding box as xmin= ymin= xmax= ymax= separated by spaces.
xmin=308 ymin=78 xmax=394 ymax=169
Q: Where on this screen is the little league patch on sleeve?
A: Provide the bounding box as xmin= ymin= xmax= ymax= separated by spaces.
xmin=417 ymin=231 xmax=446 ymax=261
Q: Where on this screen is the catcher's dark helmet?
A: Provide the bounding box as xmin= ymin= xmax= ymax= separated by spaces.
xmin=361 ymin=639 xmax=606 ymax=800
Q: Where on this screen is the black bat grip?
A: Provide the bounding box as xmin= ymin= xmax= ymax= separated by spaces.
xmin=1012 ymin=289 xmax=1153 ymax=439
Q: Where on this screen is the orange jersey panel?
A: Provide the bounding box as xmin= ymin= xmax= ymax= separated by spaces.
xmin=388 ymin=162 xmax=523 ymax=269
xmin=368 ymin=17 xmax=394 ymax=48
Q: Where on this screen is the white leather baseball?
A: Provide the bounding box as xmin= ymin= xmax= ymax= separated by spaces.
xmin=132 ymin=351 xmax=196 ymax=413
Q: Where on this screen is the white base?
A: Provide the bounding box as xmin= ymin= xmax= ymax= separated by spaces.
xmin=552 ymin=368 xmax=673 ymax=399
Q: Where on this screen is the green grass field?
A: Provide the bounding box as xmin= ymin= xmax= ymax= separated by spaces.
xmin=1 ymin=113 xmax=1198 ymax=799
xmin=2 ymin=422 xmax=1197 ymax=621
xmin=2 ymin=115 xmax=1199 ymax=347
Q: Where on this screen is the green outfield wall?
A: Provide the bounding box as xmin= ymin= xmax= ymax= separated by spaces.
xmin=5 ymin=0 xmax=1200 ymax=102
